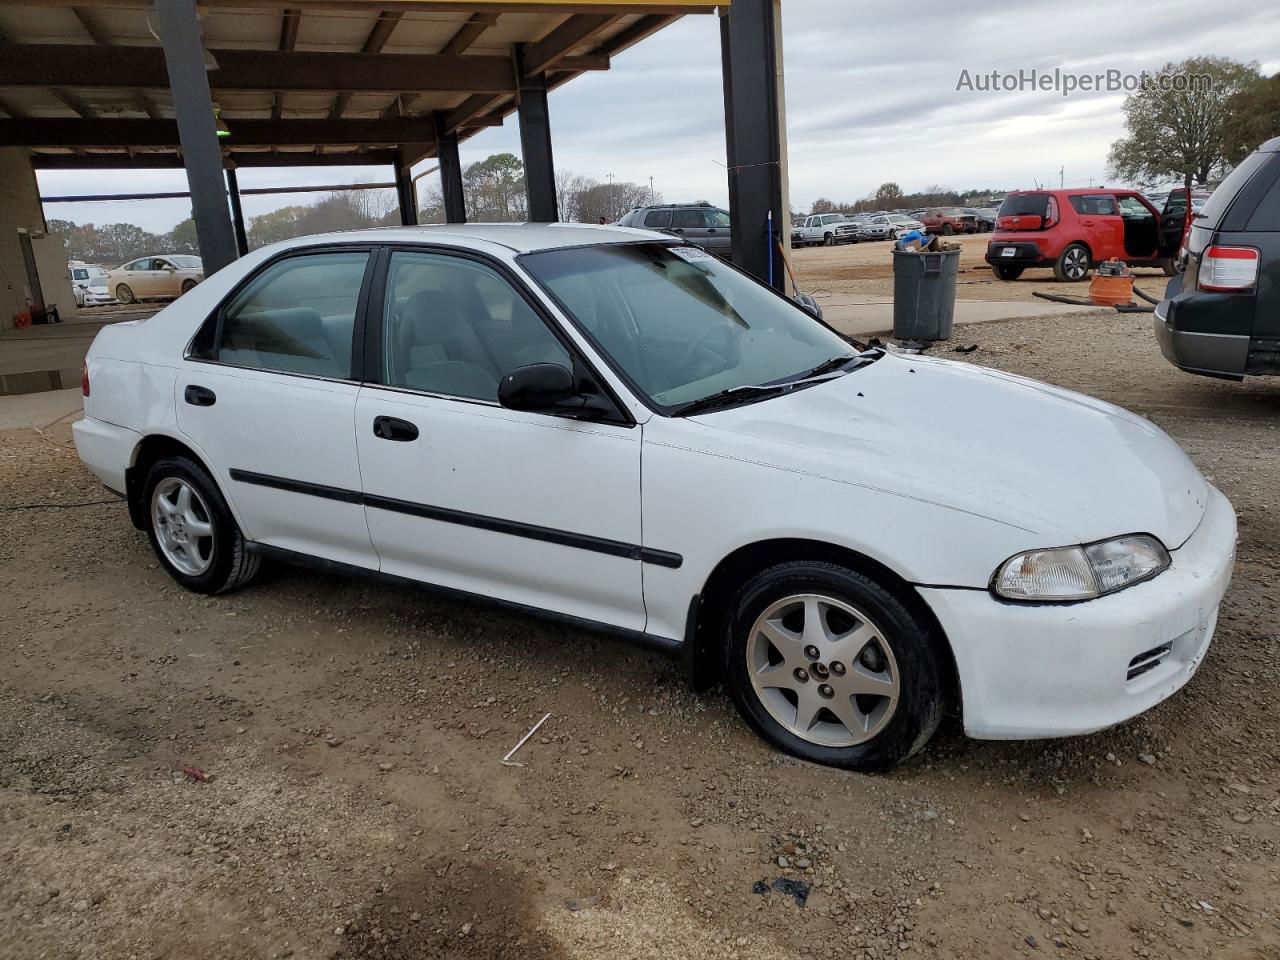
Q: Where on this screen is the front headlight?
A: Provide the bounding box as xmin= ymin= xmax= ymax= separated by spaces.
xmin=992 ymin=535 xmax=1170 ymax=602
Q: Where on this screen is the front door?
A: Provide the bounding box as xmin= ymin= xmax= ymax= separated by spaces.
xmin=670 ymin=208 xmax=711 ymax=249
xmin=353 ymin=248 xmax=646 ymax=630
xmin=175 ymin=247 xmax=379 ymax=569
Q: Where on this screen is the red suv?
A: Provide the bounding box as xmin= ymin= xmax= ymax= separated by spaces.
xmin=986 ymin=189 xmax=1186 ymax=282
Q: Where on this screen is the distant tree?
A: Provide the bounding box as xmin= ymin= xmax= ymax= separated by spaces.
xmin=464 ymin=153 xmax=526 ymax=221
xmin=575 ymin=180 xmax=652 ymax=223
xmin=1108 ymin=56 xmax=1262 ymax=189
xmin=810 ymin=198 xmax=837 ymax=214
xmin=874 ymin=182 xmax=904 ymax=206
xmin=167 ymin=217 xmax=200 ymax=255
xmin=1222 ymin=72 xmax=1280 ymax=164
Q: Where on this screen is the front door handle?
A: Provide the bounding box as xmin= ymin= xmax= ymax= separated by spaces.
xmin=373 ymin=415 xmax=419 ymax=442
xmin=184 ymin=384 xmax=216 ymax=406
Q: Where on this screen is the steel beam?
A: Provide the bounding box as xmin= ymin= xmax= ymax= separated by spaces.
xmin=29 ymin=149 xmax=400 ymax=169
xmin=151 ymin=0 xmax=238 ymax=275
xmin=0 ymin=117 xmax=436 ymax=147
xmin=225 ymin=167 xmax=249 ymax=257
xmin=0 ymin=43 xmax=516 ymax=94
xmin=719 ymin=0 xmax=789 ymax=289
xmin=434 ymin=111 xmax=466 ymax=223
xmin=395 ymin=149 xmax=418 ymax=226
xmin=522 ymin=13 xmax=614 ymax=75
xmin=515 ymin=46 xmax=557 ymax=222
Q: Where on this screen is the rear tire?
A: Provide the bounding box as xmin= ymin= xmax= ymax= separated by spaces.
xmin=115 ymin=284 xmax=135 ymax=304
xmin=142 ymin=456 xmax=260 ymax=595
xmin=1053 ymin=243 xmax=1091 ymax=282
xmin=1161 ymin=257 xmax=1179 ymax=276
xmin=992 ymin=264 xmax=1024 ymax=281
xmin=722 ymin=561 xmax=944 ymax=771
xmin=941 ymin=223 xmax=954 ymax=236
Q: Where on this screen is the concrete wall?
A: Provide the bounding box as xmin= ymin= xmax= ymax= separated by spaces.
xmin=0 ymin=148 xmax=50 ymax=332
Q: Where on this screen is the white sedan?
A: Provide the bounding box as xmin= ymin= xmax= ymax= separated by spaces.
xmin=73 ymin=223 xmax=1236 ymax=771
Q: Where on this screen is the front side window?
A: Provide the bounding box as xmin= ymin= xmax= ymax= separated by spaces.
xmin=1118 ymin=195 xmax=1153 ymax=218
xmin=214 ymin=251 xmax=369 ymax=378
xmin=381 ymin=251 xmax=570 ymax=402
xmin=672 ymin=209 xmax=704 ymax=229
xmin=704 ymin=209 xmax=731 ymax=227
xmin=521 ymin=243 xmax=860 ymax=412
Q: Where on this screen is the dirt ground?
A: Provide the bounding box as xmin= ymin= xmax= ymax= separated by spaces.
xmin=3 ymin=310 xmax=1279 ymax=960
xmin=789 ymin=233 xmax=1174 ymax=305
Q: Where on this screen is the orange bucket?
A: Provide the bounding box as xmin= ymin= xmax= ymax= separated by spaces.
xmin=1089 ymin=260 xmax=1133 ymax=306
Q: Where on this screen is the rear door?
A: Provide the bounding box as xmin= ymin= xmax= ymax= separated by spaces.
xmin=176 ymin=246 xmax=379 ymax=569
xmin=1068 ymin=194 xmax=1124 ymax=260
xmin=671 ymin=208 xmax=709 ymax=247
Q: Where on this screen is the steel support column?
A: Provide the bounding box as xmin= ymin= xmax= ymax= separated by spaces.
xmin=151 ymin=0 xmax=238 ymax=275
xmin=225 ymin=167 xmax=249 ymax=256
xmin=515 ymin=46 xmax=558 ymax=223
xmin=434 ymin=112 xmax=467 ymax=223
xmin=395 ymin=150 xmax=418 ymax=226
xmin=720 ymin=0 xmax=790 ymax=289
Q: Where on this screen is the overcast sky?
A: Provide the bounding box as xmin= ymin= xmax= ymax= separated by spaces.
xmin=38 ymin=0 xmax=1280 ymax=233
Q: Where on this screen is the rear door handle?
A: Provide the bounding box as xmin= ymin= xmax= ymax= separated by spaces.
xmin=373 ymin=415 xmax=419 ymax=442
xmin=184 ymin=384 xmax=216 ymax=406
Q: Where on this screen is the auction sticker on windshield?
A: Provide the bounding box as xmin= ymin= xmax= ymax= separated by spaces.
xmin=671 ymin=245 xmax=716 ymax=263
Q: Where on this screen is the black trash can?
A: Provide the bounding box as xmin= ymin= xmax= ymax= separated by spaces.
xmin=892 ymin=248 xmax=960 ymax=341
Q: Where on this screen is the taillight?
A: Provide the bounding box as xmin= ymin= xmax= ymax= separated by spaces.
xmin=1043 ymin=196 xmax=1059 ymax=229
xmin=1199 ymin=245 xmax=1259 ymax=292
xmin=81 ymin=362 xmax=90 ymax=397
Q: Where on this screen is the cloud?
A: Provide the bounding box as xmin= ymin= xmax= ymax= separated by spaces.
xmin=36 ymin=0 xmax=1280 ymax=231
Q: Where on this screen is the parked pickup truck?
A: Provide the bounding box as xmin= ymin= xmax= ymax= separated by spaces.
xmin=920 ymin=208 xmax=979 ymax=235
xmin=792 ymin=213 xmax=862 ymax=246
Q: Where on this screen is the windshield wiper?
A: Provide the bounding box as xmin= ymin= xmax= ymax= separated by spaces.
xmin=793 ymin=354 xmax=860 ymax=380
xmin=670 ymin=383 xmax=792 ymax=417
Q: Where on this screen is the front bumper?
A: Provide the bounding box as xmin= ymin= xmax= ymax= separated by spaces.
xmin=84 ymin=291 xmax=116 ymax=305
xmin=919 ymin=486 xmax=1236 ymax=740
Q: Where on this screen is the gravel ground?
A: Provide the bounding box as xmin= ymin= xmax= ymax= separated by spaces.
xmin=2 ymin=310 xmax=1278 ymax=960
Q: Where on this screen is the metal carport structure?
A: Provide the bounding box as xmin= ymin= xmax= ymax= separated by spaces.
xmin=0 ymin=0 xmax=788 ymax=286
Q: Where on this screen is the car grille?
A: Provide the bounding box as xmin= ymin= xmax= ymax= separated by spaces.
xmin=1126 ymin=642 xmax=1173 ymax=681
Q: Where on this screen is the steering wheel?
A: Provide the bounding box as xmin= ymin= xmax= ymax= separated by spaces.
xmin=674 ymin=323 xmax=737 ymax=383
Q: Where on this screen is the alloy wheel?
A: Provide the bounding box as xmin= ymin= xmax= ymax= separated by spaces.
xmin=747 ymin=593 xmax=900 ymax=747
xmin=1063 ymin=247 xmax=1088 ymax=280
xmin=151 ymin=477 xmax=215 ymax=576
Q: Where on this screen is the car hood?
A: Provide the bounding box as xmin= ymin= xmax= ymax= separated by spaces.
xmin=689 ymin=352 xmax=1208 ymax=547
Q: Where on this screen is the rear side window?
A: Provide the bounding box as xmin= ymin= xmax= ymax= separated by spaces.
xmin=1196 ymin=151 xmax=1270 ymax=229
xmin=1068 ymin=195 xmax=1118 ymax=215
xmin=214 ymin=252 xmax=370 ymax=378
xmin=643 ymin=209 xmax=672 ymax=228
xmin=999 ymin=194 xmax=1049 ymax=218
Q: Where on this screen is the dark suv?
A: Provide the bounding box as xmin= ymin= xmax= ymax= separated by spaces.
xmin=1156 ymin=135 xmax=1280 ymax=380
xmin=617 ymin=202 xmax=731 ymax=254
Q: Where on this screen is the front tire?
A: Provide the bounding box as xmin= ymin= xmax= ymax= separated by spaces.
xmin=722 ymin=561 xmax=944 ymax=771
xmin=941 ymin=223 xmax=954 ymax=236
xmin=116 ymin=284 xmax=135 ymax=304
xmin=1161 ymin=257 xmax=1180 ymax=276
xmin=143 ymin=456 xmax=260 ymax=594
xmin=1053 ymin=243 xmax=1090 ymax=282
xmin=181 ymin=279 xmax=198 ymax=295
xmin=823 ymin=233 xmax=835 ymax=247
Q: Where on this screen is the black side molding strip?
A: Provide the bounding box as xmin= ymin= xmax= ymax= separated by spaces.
xmin=245 ymin=541 xmax=683 ymax=657
xmin=229 ymin=468 xmax=682 ymax=569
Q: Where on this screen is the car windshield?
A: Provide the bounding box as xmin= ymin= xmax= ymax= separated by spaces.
xmin=169 ymin=255 xmax=202 ymax=269
xmin=520 ymin=243 xmax=864 ymax=413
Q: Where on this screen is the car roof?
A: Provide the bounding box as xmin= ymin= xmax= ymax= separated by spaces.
xmin=268 ymin=222 xmax=672 ymax=255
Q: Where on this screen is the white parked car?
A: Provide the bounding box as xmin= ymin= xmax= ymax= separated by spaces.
xmin=73 ymin=224 xmax=1236 ymax=771
xmin=792 ymin=213 xmax=861 ymax=246
xmin=107 ymin=254 xmax=204 ymax=304
xmin=69 ymin=263 xmax=114 ymax=307
xmin=869 ymin=214 xmax=926 ymax=240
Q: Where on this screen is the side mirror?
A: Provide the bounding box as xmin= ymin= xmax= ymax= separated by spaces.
xmin=498 ymin=363 xmax=577 ymax=412
xmin=163 ymin=264 xmax=176 ymax=271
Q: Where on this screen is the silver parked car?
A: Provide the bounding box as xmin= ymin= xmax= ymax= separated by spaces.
xmin=616 ymin=203 xmax=731 ymax=255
